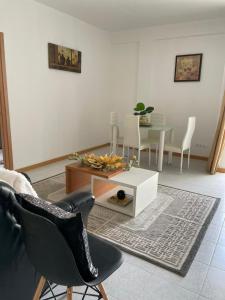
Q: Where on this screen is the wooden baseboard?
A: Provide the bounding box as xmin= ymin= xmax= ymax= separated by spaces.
xmin=173 ymin=152 xmax=208 ymax=161
xmin=217 ymin=167 xmax=225 ymax=173
xmin=16 ymin=142 xmax=208 ymax=173
xmin=16 ymin=143 xmax=109 ymax=172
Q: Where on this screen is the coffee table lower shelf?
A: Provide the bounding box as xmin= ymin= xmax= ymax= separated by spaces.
xmin=91 ymin=168 xmax=158 ymax=217
xmin=94 ymin=186 xmax=134 ymax=216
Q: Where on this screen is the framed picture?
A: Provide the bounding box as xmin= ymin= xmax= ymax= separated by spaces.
xmin=48 ymin=43 xmax=81 ymax=73
xmin=174 ymin=53 xmax=202 ymax=82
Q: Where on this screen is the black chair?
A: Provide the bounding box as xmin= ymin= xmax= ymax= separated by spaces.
xmin=9 ymin=186 xmax=123 ymax=299
xmin=0 ymin=179 xmax=97 ymax=300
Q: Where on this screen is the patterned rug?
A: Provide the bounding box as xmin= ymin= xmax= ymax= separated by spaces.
xmin=33 ymin=173 xmax=220 ymax=277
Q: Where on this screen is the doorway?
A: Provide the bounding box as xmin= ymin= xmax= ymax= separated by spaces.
xmin=0 ymin=32 xmax=13 ymax=169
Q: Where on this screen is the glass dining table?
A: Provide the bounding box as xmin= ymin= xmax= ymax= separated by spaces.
xmin=140 ymin=124 xmax=174 ymax=172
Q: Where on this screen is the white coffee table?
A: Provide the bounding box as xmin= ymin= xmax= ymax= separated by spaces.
xmin=91 ymin=167 xmax=158 ymax=217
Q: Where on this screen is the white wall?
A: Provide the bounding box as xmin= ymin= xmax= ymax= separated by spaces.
xmin=1 ymin=3 xmax=225 ymax=169
xmin=0 ymin=0 xmax=111 ymax=169
xmin=110 ymin=19 xmax=225 ymax=156
xmin=110 ymin=42 xmax=139 ymax=135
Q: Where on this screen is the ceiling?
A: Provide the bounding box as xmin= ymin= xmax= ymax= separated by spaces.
xmin=34 ymin=0 xmax=225 ymax=31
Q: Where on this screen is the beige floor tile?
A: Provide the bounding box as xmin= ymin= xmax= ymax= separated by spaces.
xmin=211 ymin=244 xmax=225 ymax=271
xmin=217 ymin=226 xmax=225 ymax=247
xmin=201 ymin=267 xmax=225 ymax=299
xmin=203 ymin=224 xmax=222 ymax=244
xmin=194 ymin=240 xmax=216 ymax=265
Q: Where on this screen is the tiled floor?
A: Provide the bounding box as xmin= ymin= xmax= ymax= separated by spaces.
xmin=27 ymin=147 xmax=225 ymax=300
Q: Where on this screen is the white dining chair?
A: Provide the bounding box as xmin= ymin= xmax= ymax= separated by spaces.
xmin=110 ymin=112 xmax=123 ymax=154
xmin=164 ymin=116 xmax=196 ymax=172
xmin=148 ymin=113 xmax=166 ymax=163
xmin=123 ymin=114 xmax=151 ymax=166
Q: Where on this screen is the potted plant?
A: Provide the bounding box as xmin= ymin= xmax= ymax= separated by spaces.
xmin=134 ymin=102 xmax=154 ymax=125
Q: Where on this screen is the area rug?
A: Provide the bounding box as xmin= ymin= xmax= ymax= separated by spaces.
xmin=33 ymin=173 xmax=220 ymax=276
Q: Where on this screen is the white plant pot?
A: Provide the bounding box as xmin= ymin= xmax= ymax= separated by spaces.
xmin=139 ymin=115 xmax=150 ymax=125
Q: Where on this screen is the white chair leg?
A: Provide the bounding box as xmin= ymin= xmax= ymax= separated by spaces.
xmin=180 ymin=151 xmax=183 ymax=173
xmin=168 ymin=151 xmax=173 ymax=164
xmin=138 ymin=148 xmax=141 ymax=166
xmin=149 ymin=147 xmax=151 ymax=168
xmin=155 ymin=145 xmax=158 ymax=164
xmin=122 ymin=144 xmax=125 ymax=158
xmin=188 ymin=149 xmax=190 ymax=168
xmin=110 ymin=126 xmax=113 ymax=154
xmin=115 ymin=126 xmax=119 ymax=154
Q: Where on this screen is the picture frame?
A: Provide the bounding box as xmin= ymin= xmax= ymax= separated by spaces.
xmin=48 ymin=43 xmax=81 ymax=73
xmin=174 ymin=53 xmax=203 ymax=82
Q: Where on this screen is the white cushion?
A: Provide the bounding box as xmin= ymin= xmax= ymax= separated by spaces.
xmin=0 ymin=168 xmax=37 ymax=197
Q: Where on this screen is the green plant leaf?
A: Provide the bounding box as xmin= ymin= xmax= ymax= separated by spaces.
xmin=146 ymin=106 xmax=154 ymax=113
xmin=134 ymin=102 xmax=145 ymax=111
xmin=140 ymin=110 xmax=147 ymax=115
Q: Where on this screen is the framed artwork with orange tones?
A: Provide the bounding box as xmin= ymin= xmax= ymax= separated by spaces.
xmin=174 ymin=53 xmax=202 ymax=82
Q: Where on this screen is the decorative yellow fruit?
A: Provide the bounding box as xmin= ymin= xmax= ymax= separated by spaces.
xmin=68 ymin=152 xmax=138 ymax=171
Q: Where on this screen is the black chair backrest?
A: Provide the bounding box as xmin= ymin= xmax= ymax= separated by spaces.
xmin=11 ymin=194 xmax=85 ymax=286
xmin=0 ymin=183 xmax=40 ymax=300
xmin=0 ymin=182 xmax=22 ymax=266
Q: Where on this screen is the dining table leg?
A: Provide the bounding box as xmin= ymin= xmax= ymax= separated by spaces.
xmin=112 ymin=125 xmax=118 ymax=154
xmin=158 ymin=130 xmax=165 ymax=172
xmin=168 ymin=129 xmax=174 ymax=164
